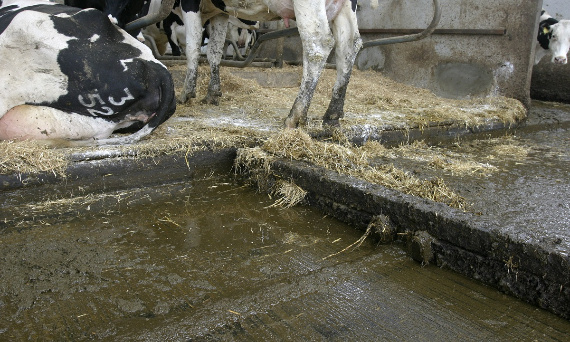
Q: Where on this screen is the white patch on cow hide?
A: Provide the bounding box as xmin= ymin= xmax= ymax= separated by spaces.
xmin=0 ymin=9 xmax=70 ymax=117
xmin=0 ymin=105 xmax=119 ymax=141
xmin=120 ymin=58 xmax=134 ymax=71
xmin=118 ymin=28 xmax=157 ymax=63
xmin=90 ymin=34 xmax=100 ymax=42
xmin=108 ymin=14 xmax=118 ymax=25
xmin=55 ymin=13 xmax=72 ymax=19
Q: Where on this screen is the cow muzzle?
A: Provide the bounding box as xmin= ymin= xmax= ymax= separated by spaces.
xmin=554 ymin=56 xmax=568 ymax=64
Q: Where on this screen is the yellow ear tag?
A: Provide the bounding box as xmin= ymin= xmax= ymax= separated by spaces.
xmin=543 ymin=27 xmax=550 ymax=34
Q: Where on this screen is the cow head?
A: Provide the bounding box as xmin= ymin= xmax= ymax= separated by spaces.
xmin=540 ymin=20 xmax=570 ymax=64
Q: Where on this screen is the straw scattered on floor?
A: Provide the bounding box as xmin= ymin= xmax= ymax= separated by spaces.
xmin=237 ymin=129 xmax=469 ymax=210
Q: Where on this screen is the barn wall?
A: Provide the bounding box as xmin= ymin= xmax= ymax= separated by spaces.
xmin=541 ymin=0 xmax=569 ymax=18
xmin=530 ymin=0 xmax=570 ymax=103
xmin=258 ymin=0 xmax=542 ymax=108
xmin=355 ymin=0 xmax=541 ymax=107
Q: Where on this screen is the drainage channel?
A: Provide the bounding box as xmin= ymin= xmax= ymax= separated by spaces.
xmin=1 ymin=102 xmax=568 ymax=338
xmin=1 ymin=173 xmax=569 ymax=341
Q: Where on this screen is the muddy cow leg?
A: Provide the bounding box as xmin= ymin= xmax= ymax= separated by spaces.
xmin=202 ymin=14 xmax=228 ymax=105
xmin=284 ymin=0 xmax=334 ymax=128
xmin=322 ymin=1 xmax=362 ymax=127
xmin=178 ymin=4 xmax=203 ymax=104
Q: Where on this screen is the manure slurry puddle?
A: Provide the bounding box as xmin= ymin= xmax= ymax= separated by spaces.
xmin=1 ymin=177 xmax=569 ymax=340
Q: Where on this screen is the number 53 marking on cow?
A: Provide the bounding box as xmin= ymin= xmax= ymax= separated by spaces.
xmin=78 ymin=88 xmax=135 ymax=116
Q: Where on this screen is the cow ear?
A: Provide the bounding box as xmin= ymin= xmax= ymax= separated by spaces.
xmin=543 ymin=26 xmax=551 ymax=35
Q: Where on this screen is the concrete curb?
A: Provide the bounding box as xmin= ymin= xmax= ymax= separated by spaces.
xmin=239 ymin=158 xmax=570 ymax=319
xmin=0 ymin=149 xmax=237 ymax=227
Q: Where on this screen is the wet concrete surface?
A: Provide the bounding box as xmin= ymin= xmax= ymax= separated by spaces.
xmin=0 ymin=99 xmax=569 ymax=338
xmin=1 ymin=178 xmax=570 ymax=341
xmin=373 ymin=100 xmax=570 ymax=256
xmin=377 ymin=101 xmax=570 ymax=318
xmin=237 ymin=100 xmax=570 ymax=319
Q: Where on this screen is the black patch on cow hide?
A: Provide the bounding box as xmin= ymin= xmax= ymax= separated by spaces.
xmin=350 ymin=0 xmax=357 ymax=12
xmin=538 ymin=17 xmax=559 ymax=50
xmin=64 ymin=0 xmax=105 ymax=12
xmin=210 ymin=0 xmax=226 ymax=12
xmin=64 ymin=0 xmax=145 ymax=34
xmin=238 ymin=18 xmax=256 ymax=26
xmin=49 ymin=6 xmax=158 ymax=121
xmin=180 ymin=0 xmax=200 ymax=13
xmin=3 ymin=4 xmax=166 ymax=122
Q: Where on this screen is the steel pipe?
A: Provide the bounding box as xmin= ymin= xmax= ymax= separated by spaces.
xmin=362 ymin=0 xmax=441 ymax=49
xmin=359 ymin=28 xmax=506 ymax=36
xmin=217 ymin=27 xmax=300 ymax=68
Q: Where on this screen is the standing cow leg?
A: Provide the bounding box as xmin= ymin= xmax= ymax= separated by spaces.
xmin=284 ymin=1 xmax=335 ymax=128
xmin=202 ymin=14 xmax=228 ymax=105
xmin=179 ymin=8 xmax=203 ymax=104
xmin=322 ymin=1 xmax=362 ymax=127
xmin=166 ymin=22 xmax=182 ymax=56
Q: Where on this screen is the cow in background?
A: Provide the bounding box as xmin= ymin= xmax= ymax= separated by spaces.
xmin=64 ymin=0 xmax=146 ymax=37
xmin=218 ymin=17 xmax=258 ymax=59
xmin=536 ymin=9 xmax=570 ymax=65
xmin=141 ymin=0 xmax=257 ymax=59
xmin=0 ymin=0 xmax=176 ymax=145
xmin=177 ymin=0 xmax=361 ymax=128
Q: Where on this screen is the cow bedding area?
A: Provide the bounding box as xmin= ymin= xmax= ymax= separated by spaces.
xmin=1 ymin=64 xmax=526 ymax=207
xmin=167 ymin=64 xmax=525 ymax=131
xmin=1 ymin=64 xmax=525 ymax=168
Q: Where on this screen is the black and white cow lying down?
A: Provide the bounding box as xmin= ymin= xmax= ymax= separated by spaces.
xmin=176 ymin=0 xmax=361 ymax=128
xmin=0 ymin=0 xmax=176 ymax=145
xmin=536 ymin=9 xmax=570 ymax=65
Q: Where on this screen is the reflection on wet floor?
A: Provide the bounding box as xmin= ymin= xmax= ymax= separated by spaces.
xmin=1 ymin=177 xmax=569 ymax=341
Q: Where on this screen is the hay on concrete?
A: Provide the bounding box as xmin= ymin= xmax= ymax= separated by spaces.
xmin=237 ymin=129 xmax=468 ymax=210
xmin=488 ymin=138 xmax=531 ymax=160
xmin=380 ymin=140 xmax=498 ymax=176
xmin=5 ymin=190 xmax=132 ymax=228
xmin=0 ymin=140 xmax=69 ymax=176
xmin=171 ymin=64 xmax=527 ymax=130
xmin=359 ymin=138 xmax=534 ymax=176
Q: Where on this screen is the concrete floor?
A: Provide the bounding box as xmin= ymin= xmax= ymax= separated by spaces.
xmin=1 ymin=64 xmax=569 ymax=338
xmin=375 ymin=101 xmax=570 ymax=257
xmin=239 ymin=100 xmax=570 ymax=320
xmin=1 ymin=178 xmax=569 ymax=341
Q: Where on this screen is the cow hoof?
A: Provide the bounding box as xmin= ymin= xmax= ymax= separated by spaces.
xmin=177 ymin=92 xmax=195 ymax=104
xmin=200 ymin=96 xmax=220 ymax=106
xmin=322 ymin=119 xmax=340 ymax=128
xmin=201 ymin=91 xmax=222 ymax=105
xmin=284 ymin=117 xmax=298 ymax=128
xmin=284 ymin=115 xmax=307 ymax=128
